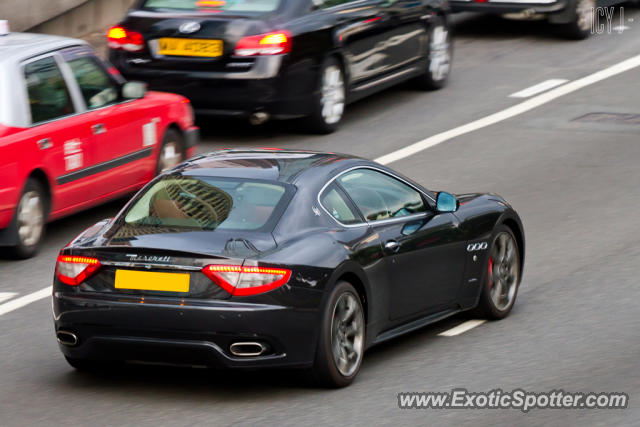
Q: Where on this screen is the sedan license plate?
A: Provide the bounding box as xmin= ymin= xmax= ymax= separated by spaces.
xmin=158 ymin=38 xmax=223 ymax=58
xmin=115 ymin=270 xmax=190 ymax=293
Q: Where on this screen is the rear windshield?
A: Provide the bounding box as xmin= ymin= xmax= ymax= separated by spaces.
xmin=123 ymin=175 xmax=290 ymax=231
xmin=141 ymin=0 xmax=281 ymax=12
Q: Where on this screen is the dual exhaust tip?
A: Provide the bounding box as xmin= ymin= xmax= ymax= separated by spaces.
xmin=229 ymin=341 xmax=268 ymax=357
xmin=56 ymin=330 xmax=78 ymax=347
xmin=57 ymin=332 xmax=267 ymax=357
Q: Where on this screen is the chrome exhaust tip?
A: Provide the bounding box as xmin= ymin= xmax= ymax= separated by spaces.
xmin=249 ymin=111 xmax=270 ymax=126
xmin=57 ymin=331 xmax=78 ymax=347
xmin=229 ymin=341 xmax=267 ymax=357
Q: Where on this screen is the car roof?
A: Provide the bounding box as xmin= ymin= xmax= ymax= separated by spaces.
xmin=0 ymin=32 xmax=87 ymax=64
xmin=178 ymin=149 xmax=363 ymax=184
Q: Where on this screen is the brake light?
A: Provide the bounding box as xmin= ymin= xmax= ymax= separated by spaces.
xmin=202 ymin=264 xmax=291 ymax=296
xmin=107 ymin=26 xmax=145 ymax=52
xmin=234 ymin=31 xmax=292 ymax=57
xmin=56 ymin=255 xmax=101 ymax=286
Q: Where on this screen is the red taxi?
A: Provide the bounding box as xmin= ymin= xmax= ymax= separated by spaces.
xmin=0 ymin=30 xmax=199 ymax=258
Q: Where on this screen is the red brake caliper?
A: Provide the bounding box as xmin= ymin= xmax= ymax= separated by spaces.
xmin=488 ymin=257 xmax=493 ymax=289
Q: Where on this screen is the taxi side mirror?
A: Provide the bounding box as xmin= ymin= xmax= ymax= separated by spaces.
xmin=122 ymin=81 xmax=147 ymax=100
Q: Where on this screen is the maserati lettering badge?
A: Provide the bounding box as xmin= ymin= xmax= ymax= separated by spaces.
xmin=466 ymin=242 xmax=488 ymax=252
xmin=179 ymin=21 xmax=201 ymax=34
xmin=126 ymin=254 xmax=172 ymax=263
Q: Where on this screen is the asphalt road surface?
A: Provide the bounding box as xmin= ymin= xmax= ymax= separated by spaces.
xmin=2 ymin=10 xmax=639 ymax=426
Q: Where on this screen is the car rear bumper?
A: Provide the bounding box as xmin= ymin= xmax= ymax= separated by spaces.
xmin=450 ymin=0 xmax=566 ymax=14
xmin=114 ymin=56 xmax=317 ymax=119
xmin=53 ymin=292 xmax=320 ymax=369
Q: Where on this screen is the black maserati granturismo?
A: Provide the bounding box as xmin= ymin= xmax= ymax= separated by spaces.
xmin=53 ymin=149 xmax=524 ymax=387
xmin=107 ymin=0 xmax=453 ymax=133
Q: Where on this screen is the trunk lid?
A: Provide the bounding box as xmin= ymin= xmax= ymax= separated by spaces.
xmin=120 ymin=13 xmax=272 ymax=72
xmin=75 ymin=228 xmax=276 ymax=300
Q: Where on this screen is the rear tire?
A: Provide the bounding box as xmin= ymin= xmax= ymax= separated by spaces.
xmin=312 ymin=281 xmax=365 ymax=387
xmin=472 ymin=225 xmax=521 ymax=320
xmin=156 ymin=128 xmax=185 ymax=174
xmin=561 ymin=0 xmax=595 ymax=40
xmin=7 ymin=178 xmax=46 ymax=259
xmin=304 ymin=57 xmax=346 ymax=134
xmin=415 ymin=15 xmax=453 ymax=90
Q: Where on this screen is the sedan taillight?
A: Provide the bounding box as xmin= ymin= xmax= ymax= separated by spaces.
xmin=107 ymin=26 xmax=145 ymax=52
xmin=202 ymin=264 xmax=291 ymax=296
xmin=56 ymin=255 xmax=101 ymax=286
xmin=234 ymin=31 xmax=292 ymax=57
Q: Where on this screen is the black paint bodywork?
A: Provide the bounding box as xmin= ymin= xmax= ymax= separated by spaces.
xmin=53 ymin=149 xmax=525 ymax=368
xmin=109 ymin=0 xmax=450 ymax=118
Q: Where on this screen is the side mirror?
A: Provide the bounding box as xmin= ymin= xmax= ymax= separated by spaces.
xmin=122 ymin=81 xmax=147 ymax=100
xmin=436 ymin=191 xmax=458 ymax=213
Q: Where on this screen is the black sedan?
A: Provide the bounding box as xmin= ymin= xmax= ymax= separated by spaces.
xmin=107 ymin=0 xmax=453 ymax=133
xmin=53 ymin=149 xmax=524 ymax=387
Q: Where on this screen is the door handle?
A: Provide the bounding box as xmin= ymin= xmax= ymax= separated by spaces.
xmin=384 ymin=240 xmax=400 ymax=253
xmin=91 ymin=123 xmax=106 ymax=135
xmin=37 ymin=138 xmax=52 ymax=150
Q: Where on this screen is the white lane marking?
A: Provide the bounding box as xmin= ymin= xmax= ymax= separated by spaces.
xmin=375 ymin=54 xmax=640 ymax=165
xmin=509 ymin=79 xmax=568 ymax=98
xmin=0 ymin=287 xmax=51 ymax=316
xmin=0 ymin=292 xmax=18 ymax=304
xmin=438 ymin=320 xmax=486 ymax=337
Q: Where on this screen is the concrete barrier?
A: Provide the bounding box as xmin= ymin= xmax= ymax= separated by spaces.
xmin=0 ymin=0 xmax=135 ymax=38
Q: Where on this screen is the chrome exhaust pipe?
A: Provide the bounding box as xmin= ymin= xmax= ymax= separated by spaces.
xmin=57 ymin=331 xmax=78 ymax=347
xmin=229 ymin=341 xmax=267 ymax=357
xmin=249 ymin=111 xmax=269 ymax=126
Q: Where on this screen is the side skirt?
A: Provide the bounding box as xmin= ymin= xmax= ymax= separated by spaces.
xmin=370 ymin=308 xmax=461 ymax=347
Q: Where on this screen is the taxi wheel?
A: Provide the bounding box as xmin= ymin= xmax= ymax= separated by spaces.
xmin=156 ymin=129 xmax=185 ymax=174
xmin=9 ymin=178 xmax=47 ymax=259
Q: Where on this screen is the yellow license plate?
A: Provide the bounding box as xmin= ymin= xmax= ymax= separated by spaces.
xmin=115 ymin=270 xmax=190 ymax=293
xmin=158 ymin=38 xmax=223 ymax=57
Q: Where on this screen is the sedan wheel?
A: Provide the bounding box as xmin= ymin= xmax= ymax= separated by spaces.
xmin=562 ymin=0 xmax=595 ymax=39
xmin=320 ymin=64 xmax=345 ymax=126
xmin=416 ymin=16 xmax=452 ymax=90
xmin=304 ymin=57 xmax=346 ymax=134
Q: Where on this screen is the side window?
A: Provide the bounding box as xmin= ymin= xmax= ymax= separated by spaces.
xmin=67 ymin=57 xmax=119 ymax=110
xmin=338 ymin=169 xmax=426 ymax=221
xmin=24 ymin=56 xmax=75 ymax=125
xmin=320 ymin=183 xmax=361 ymax=224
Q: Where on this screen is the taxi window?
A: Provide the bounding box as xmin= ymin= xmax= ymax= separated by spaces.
xmin=24 ymin=57 xmax=75 ymax=125
xmin=67 ymin=57 xmax=119 ymax=110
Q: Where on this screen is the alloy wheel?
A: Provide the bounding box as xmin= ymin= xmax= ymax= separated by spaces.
xmin=330 ymin=292 xmax=364 ymax=377
xmin=320 ymin=65 xmax=345 ymax=125
xmin=488 ymin=232 xmax=519 ymax=311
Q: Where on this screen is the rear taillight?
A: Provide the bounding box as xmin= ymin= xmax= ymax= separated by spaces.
xmin=234 ymin=31 xmax=292 ymax=57
xmin=107 ymin=26 xmax=145 ymax=52
xmin=55 ymin=255 xmax=101 ymax=286
xmin=202 ymin=264 xmax=291 ymax=296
